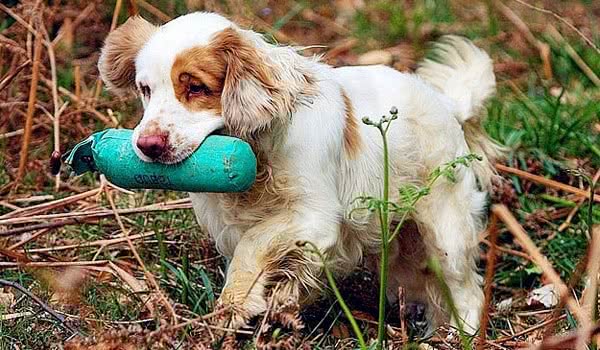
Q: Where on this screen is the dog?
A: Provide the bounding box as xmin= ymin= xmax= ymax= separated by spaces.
xmin=98 ymin=12 xmax=500 ymax=332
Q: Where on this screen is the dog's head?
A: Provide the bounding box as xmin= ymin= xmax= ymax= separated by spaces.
xmin=98 ymin=12 xmax=309 ymax=164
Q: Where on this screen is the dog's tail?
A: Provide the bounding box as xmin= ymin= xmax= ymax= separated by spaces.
xmin=416 ymin=35 xmax=503 ymax=189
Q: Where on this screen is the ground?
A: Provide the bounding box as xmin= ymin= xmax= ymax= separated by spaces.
xmin=0 ymin=0 xmax=599 ymax=349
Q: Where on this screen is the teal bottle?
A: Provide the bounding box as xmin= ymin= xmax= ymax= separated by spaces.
xmin=63 ymin=129 xmax=256 ymax=192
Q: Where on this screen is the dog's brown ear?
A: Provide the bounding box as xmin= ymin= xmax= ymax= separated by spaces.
xmin=98 ymin=16 xmax=157 ymax=96
xmin=212 ymin=28 xmax=283 ymax=139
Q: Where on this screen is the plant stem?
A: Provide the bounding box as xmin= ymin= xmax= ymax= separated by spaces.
xmin=377 ymin=124 xmax=390 ymax=350
xmin=301 ymin=242 xmax=367 ymax=349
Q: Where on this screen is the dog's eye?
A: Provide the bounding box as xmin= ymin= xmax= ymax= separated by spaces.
xmin=189 ymin=83 xmax=210 ymax=96
xmin=139 ymin=84 xmax=151 ymax=99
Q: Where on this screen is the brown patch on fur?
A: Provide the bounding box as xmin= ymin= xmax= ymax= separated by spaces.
xmin=98 ymin=16 xmax=157 ymax=95
xmin=211 ymin=28 xmax=280 ymax=138
xmin=341 ymin=90 xmax=362 ymax=158
xmin=170 ymin=46 xmax=226 ymax=114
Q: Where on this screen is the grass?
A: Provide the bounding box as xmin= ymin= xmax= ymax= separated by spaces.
xmin=0 ymin=0 xmax=599 ymax=349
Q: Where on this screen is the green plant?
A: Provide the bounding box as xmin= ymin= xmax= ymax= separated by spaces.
xmin=485 ymin=90 xmax=600 ymax=162
xmin=358 ymin=108 xmax=480 ymax=349
xmin=302 ymin=107 xmax=481 ymax=349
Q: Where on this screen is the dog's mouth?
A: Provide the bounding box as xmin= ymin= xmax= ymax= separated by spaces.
xmin=151 ymin=128 xmax=230 ymax=165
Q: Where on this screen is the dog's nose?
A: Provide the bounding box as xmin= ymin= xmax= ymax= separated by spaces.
xmin=137 ymin=134 xmax=168 ymax=159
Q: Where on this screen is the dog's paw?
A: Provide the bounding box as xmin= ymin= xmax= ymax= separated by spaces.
xmin=216 ymin=284 xmax=268 ymax=329
xmin=405 ymin=302 xmax=430 ymax=339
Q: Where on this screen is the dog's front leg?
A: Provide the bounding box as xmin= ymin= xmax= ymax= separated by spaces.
xmin=218 ymin=207 xmax=340 ymax=327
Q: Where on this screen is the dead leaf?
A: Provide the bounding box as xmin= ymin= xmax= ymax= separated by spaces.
xmin=331 ymin=323 xmax=350 ymax=339
xmin=0 ymin=288 xmax=15 ymax=309
xmin=527 ymin=284 xmax=559 ymax=308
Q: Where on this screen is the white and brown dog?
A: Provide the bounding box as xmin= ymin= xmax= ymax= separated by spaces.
xmin=98 ymin=12 xmax=500 ymax=332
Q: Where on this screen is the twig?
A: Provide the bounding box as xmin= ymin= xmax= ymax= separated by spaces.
xmin=16 ymin=31 xmax=43 ymax=183
xmin=300 ymin=8 xmax=350 ymax=35
xmin=582 ymin=226 xmax=600 ymax=324
xmin=478 ymin=214 xmax=499 ymax=350
xmin=38 ymin=78 xmax=116 ymax=126
xmin=8 ymin=228 xmax=51 ymax=250
xmin=105 ymin=187 xmax=178 ymax=324
xmin=0 ymin=188 xmax=102 ymax=219
xmin=398 ymin=286 xmax=408 ymax=344
xmin=39 ymin=24 xmax=64 ymax=192
xmin=492 ymin=205 xmax=589 ymax=327
xmin=0 ymin=4 xmax=46 ymax=44
xmin=531 ymin=321 xmax=600 ymax=350
xmin=493 ymin=0 xmax=552 ymax=80
xmin=546 ymin=26 xmax=600 ymax=88
xmin=481 ymin=238 xmax=532 ymax=261
xmin=0 ymin=279 xmax=79 ymax=335
xmin=496 ymin=164 xmax=600 ymax=203
xmin=23 ymin=231 xmax=155 ymax=253
xmin=493 ymin=314 xmax=567 ymax=343
xmin=511 ymin=0 xmax=600 ymax=55
xmin=558 ymin=199 xmax=585 ymax=232
xmin=0 ymin=59 xmax=30 ymax=93
xmin=136 ymin=0 xmax=172 ymax=22
xmin=0 ymin=260 xmax=108 ymax=268
xmin=542 ymin=248 xmax=591 ymax=339
xmin=51 ymin=3 xmax=96 ymax=47
xmin=0 ymin=198 xmax=192 ymax=226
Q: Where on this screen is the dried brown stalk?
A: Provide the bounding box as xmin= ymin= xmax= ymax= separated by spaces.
xmin=0 ymin=188 xmax=102 ymax=219
xmin=478 ymin=214 xmax=499 ymax=350
xmin=8 ymin=228 xmax=51 ymax=250
xmin=0 ymin=198 xmax=191 ymax=226
xmin=0 ymin=260 xmax=108 ymax=268
xmin=0 ymin=59 xmax=30 ymax=93
xmin=492 ymin=205 xmax=589 ymax=328
xmin=137 ymin=0 xmax=172 ymax=22
xmin=511 ymin=0 xmax=599 ymax=55
xmin=496 ymin=164 xmax=600 ymax=203
xmin=493 ymin=0 xmax=552 ymax=80
xmin=481 ymin=238 xmax=532 ymax=261
xmin=531 ymin=321 xmax=600 ymax=350
xmin=546 ymin=26 xmax=600 ymax=88
xmin=0 ymin=279 xmax=78 ymax=335
xmin=23 ymin=231 xmax=155 ymax=253
xmin=582 ymin=226 xmax=600 ymax=324
xmin=16 ymin=32 xmax=43 ymax=183
xmin=51 ymin=3 xmax=96 ymax=47
xmin=104 ymin=188 xmax=178 ymax=324
xmin=493 ymin=314 xmax=567 ymax=343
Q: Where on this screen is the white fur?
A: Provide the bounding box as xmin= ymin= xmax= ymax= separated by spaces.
xmin=115 ymin=12 xmax=497 ymax=332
